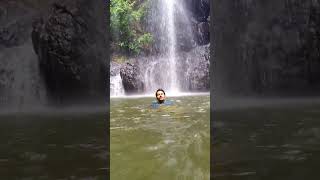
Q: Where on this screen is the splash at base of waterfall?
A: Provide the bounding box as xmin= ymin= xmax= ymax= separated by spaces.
xmin=110 ymin=92 xmax=209 ymax=99
xmin=110 ymin=74 xmax=125 ymax=97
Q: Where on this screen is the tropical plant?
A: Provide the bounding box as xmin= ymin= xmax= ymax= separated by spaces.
xmin=110 ymin=0 xmax=153 ymax=55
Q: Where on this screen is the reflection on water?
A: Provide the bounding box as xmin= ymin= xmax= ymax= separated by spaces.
xmin=0 ymin=112 xmax=107 ymax=179
xmin=213 ymin=103 xmax=320 ymax=179
xmin=111 ymin=95 xmax=210 ymax=180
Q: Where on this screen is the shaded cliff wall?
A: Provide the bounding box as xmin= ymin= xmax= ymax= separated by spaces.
xmin=0 ymin=1 xmax=54 ymax=107
xmin=0 ymin=0 xmax=108 ymax=106
xmin=32 ymin=0 xmax=108 ymax=104
xmin=213 ymin=0 xmax=320 ymax=96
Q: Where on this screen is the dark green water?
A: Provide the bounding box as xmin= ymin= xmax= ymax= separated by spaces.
xmin=111 ymin=95 xmax=210 ymax=180
xmin=213 ymin=103 xmax=320 ymax=180
xmin=0 ymin=111 xmax=108 ymax=179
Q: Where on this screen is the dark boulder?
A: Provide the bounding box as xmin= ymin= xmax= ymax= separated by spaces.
xmin=32 ymin=0 xmax=107 ymax=104
xmin=120 ymin=62 xmax=144 ymax=94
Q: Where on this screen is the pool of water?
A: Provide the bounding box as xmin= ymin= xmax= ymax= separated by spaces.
xmin=0 ymin=110 xmax=108 ymax=179
xmin=5 ymin=96 xmax=318 ymax=179
xmin=213 ymin=102 xmax=320 ymax=179
xmin=110 ymin=95 xmax=210 ymax=180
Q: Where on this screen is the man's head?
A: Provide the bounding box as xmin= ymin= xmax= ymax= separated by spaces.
xmin=155 ymin=89 xmax=166 ymax=103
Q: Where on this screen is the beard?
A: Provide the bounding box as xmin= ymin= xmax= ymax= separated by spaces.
xmin=157 ymin=99 xmax=165 ymax=104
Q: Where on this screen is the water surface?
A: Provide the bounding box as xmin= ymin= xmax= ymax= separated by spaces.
xmin=111 ymin=95 xmax=210 ymax=180
xmin=0 ymin=110 xmax=108 ymax=179
xmin=213 ymin=102 xmax=320 ymax=179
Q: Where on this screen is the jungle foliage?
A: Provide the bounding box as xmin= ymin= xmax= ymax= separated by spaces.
xmin=110 ymin=0 xmax=153 ymax=55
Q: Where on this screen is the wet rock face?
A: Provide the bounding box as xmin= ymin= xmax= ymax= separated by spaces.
xmin=0 ymin=1 xmax=49 ymax=107
xmin=0 ymin=21 xmax=29 ymax=48
xmin=188 ymin=45 xmax=210 ymax=91
xmin=194 ymin=22 xmax=210 ymax=45
xmin=120 ymin=62 xmax=144 ymax=94
xmin=184 ymin=0 xmax=210 ymax=22
xmin=178 ymin=44 xmax=210 ymax=91
xmin=32 ymin=0 xmax=107 ymax=103
xmin=183 ymin=0 xmax=210 ymax=47
xmin=213 ymin=0 xmax=320 ymax=95
xmin=115 ymin=45 xmax=210 ymax=94
xmin=0 ymin=1 xmax=37 ymax=49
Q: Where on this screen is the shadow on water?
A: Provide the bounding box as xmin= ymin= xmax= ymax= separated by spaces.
xmin=213 ymin=97 xmax=320 ymax=180
xmin=0 ymin=106 xmax=108 ymax=179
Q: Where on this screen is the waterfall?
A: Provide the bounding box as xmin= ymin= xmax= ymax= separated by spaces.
xmin=110 ymin=0 xmax=209 ymax=96
xmin=144 ymin=0 xmax=195 ymax=94
xmin=0 ymin=41 xmax=47 ymax=109
xmin=110 ymin=73 xmax=125 ymax=97
xmin=163 ymin=0 xmax=179 ymax=93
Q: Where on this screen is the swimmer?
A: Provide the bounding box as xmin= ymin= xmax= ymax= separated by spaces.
xmin=156 ymin=88 xmax=166 ymax=104
xmin=151 ymin=89 xmax=173 ymax=108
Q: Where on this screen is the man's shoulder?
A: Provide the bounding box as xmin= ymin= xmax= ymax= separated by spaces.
xmin=151 ymin=101 xmax=159 ymax=108
xmin=164 ymin=100 xmax=174 ymax=105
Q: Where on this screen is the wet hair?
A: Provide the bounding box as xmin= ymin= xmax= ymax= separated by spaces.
xmin=155 ymin=89 xmax=165 ymax=96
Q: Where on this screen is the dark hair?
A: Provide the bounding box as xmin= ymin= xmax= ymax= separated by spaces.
xmin=155 ymin=89 xmax=165 ymax=96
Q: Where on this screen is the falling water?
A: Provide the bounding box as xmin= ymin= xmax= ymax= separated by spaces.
xmin=142 ymin=0 xmax=195 ymax=95
xmin=164 ymin=0 xmax=179 ymax=93
xmin=110 ymin=73 xmax=125 ymax=97
xmin=0 ymin=41 xmax=47 ymax=109
xmin=110 ymin=0 xmax=206 ymax=96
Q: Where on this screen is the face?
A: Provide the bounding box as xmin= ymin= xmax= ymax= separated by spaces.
xmin=156 ymin=91 xmax=165 ymax=102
